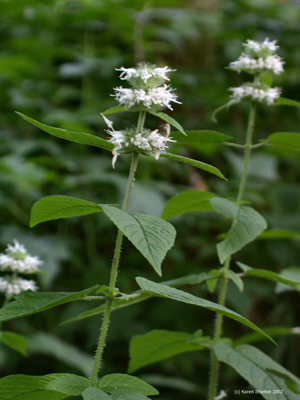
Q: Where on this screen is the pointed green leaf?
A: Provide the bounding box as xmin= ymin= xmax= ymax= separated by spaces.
xmin=16 ymin=112 xmax=113 ymax=151
xmin=30 ymin=196 xmax=105 ymax=227
xmin=136 ymin=278 xmax=275 ymax=343
xmin=148 ymin=111 xmax=186 ymax=135
xmin=111 ymin=389 xmax=149 ymax=400
xmin=224 ymin=269 xmax=244 ymax=292
xmin=61 ymin=273 xmax=208 ymax=325
xmin=128 ymin=329 xmax=207 ymax=373
xmin=102 ymin=106 xmax=128 ymax=115
xmin=236 ymin=262 xmax=300 ymax=292
xmin=160 ymin=152 xmax=226 ymax=180
xmin=206 ymin=269 xmax=220 ymax=293
xmin=98 ymin=374 xmax=158 ymax=396
xmin=45 ymin=374 xmax=91 ymax=395
xmin=211 ymin=199 xmax=267 ymax=263
xmin=161 ymin=191 xmax=216 ymax=220
xmin=258 ymin=229 xmax=300 ymax=240
xmin=275 ymin=97 xmax=300 ymax=108
xmin=0 ymin=331 xmax=27 ymax=356
xmin=259 ymin=73 xmax=273 ymax=87
xmin=0 ymin=375 xmax=67 ymax=400
xmin=275 ymin=267 xmax=300 ymax=293
xmin=266 ymin=132 xmax=300 ymax=152
xmin=170 ymin=130 xmax=231 ymax=144
xmin=234 ymin=326 xmax=300 ymax=347
xmin=0 ymin=286 xmax=98 ymax=322
xmin=214 ymin=343 xmax=300 ymax=399
xmin=102 ymin=206 xmax=176 ymax=276
xmin=83 ymin=388 xmax=111 ymax=400
xmin=210 ymin=197 xmax=238 ymax=219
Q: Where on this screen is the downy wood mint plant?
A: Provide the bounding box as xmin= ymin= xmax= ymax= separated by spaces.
xmin=0 ymin=63 xmax=229 ymax=399
xmin=127 ymin=40 xmax=300 ymax=399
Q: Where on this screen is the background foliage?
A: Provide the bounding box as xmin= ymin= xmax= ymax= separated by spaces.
xmin=1 ymin=0 xmax=300 ymax=398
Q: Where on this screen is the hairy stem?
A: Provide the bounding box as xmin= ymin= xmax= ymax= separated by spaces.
xmin=208 ymin=99 xmax=256 ymax=400
xmin=91 ymin=112 xmax=145 ymax=385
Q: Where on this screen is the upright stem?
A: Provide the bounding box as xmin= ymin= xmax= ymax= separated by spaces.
xmin=208 ymin=100 xmax=257 ymax=400
xmin=90 ymin=111 xmax=146 ymax=385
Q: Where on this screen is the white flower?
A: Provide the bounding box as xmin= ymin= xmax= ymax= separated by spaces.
xmin=0 ymin=240 xmax=43 ymax=273
xmin=264 ymin=55 xmax=284 ymax=74
xmin=228 ymin=83 xmax=281 ymax=106
xmin=244 ymin=38 xmax=278 ymax=55
xmin=113 ymin=84 xmax=180 ymax=111
xmin=116 ymin=65 xmax=175 ymax=84
xmin=215 ymin=390 xmax=227 ymax=400
xmin=0 ymin=276 xmax=38 ymax=298
xmin=115 ymin=67 xmax=139 ymax=80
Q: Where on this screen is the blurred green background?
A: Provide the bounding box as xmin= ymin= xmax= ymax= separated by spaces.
xmin=1 ymin=0 xmax=300 ymax=398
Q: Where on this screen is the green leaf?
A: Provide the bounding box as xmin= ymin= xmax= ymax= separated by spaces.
xmin=102 ymin=206 xmax=176 ymax=276
xmin=206 ymin=269 xmax=220 ymax=293
xmin=170 ymin=130 xmax=231 ymax=144
xmin=0 ymin=375 xmax=67 ymax=400
xmin=211 ymin=198 xmax=267 ymax=264
xmin=148 ymin=111 xmax=186 ymax=135
xmin=0 ymin=331 xmax=27 ymax=356
xmin=234 ymin=326 xmax=300 ymax=347
xmin=62 ymin=273 xmax=208 ymax=325
xmin=111 ymin=389 xmax=149 ymax=400
xmin=236 ymin=262 xmax=300 ymax=292
xmin=275 ymin=267 xmax=300 ymax=293
xmin=16 ymin=112 xmax=113 ymax=151
xmin=266 ymin=132 xmax=300 ymax=152
xmin=26 ymin=332 xmax=94 ymax=377
xmin=210 ymin=197 xmax=238 ymax=219
xmin=0 ymin=286 xmax=98 ymax=322
xmin=30 ymin=196 xmax=105 ymax=227
xmin=45 ymin=374 xmax=91 ymax=395
xmin=161 ymin=191 xmax=216 ymax=220
xmin=224 ymin=269 xmax=244 ymax=292
xmin=98 ymin=374 xmax=158 ymax=396
xmin=136 ymin=277 xmax=275 ymax=343
xmin=214 ymin=343 xmax=300 ymax=399
xmin=82 ymin=388 xmax=111 ymax=400
xmin=259 ymin=73 xmax=273 ymax=87
xmin=275 ymin=97 xmax=300 ymax=108
xmin=128 ymin=329 xmax=208 ymax=373
xmin=258 ymin=229 xmax=300 ymax=240
xmin=102 ymin=106 xmax=128 ymax=115
xmin=159 ymin=152 xmax=226 ymax=180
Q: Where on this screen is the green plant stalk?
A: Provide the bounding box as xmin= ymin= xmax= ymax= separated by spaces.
xmin=208 ymin=100 xmax=256 ymax=400
xmin=90 ymin=112 xmax=146 ymax=385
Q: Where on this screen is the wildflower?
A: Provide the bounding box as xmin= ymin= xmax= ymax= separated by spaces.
xmin=228 ymin=83 xmax=281 ymax=106
xmin=102 ymin=115 xmax=175 ymax=168
xmin=116 ymin=64 xmax=175 ymax=86
xmin=0 ymin=276 xmax=38 ymax=298
xmin=229 ymin=38 xmax=284 ymax=75
xmin=0 ymin=240 xmax=43 ymax=273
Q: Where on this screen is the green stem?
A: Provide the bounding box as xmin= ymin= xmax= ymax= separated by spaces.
xmin=208 ymin=99 xmax=257 ymax=400
xmin=91 ymin=112 xmax=146 ymax=385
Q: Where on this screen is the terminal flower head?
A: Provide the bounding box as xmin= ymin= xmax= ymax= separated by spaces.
xmin=229 ymin=38 xmax=284 ymax=75
xmin=0 ymin=240 xmax=43 ymax=273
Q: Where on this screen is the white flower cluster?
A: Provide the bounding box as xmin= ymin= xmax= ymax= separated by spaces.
xmin=116 ymin=65 xmax=175 ymax=83
xmin=0 ymin=240 xmax=43 ymax=273
xmin=113 ymin=85 xmax=180 ymax=111
xmin=112 ymin=63 xmax=180 ymax=111
xmin=0 ymin=240 xmax=41 ymax=298
xmin=227 ymin=38 xmax=283 ymax=106
xmin=229 ymin=38 xmax=284 ymax=75
xmin=228 ymin=83 xmax=281 ymax=106
xmin=102 ymin=114 xmax=174 ymax=168
xmin=0 ymin=276 xmax=38 ymax=298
